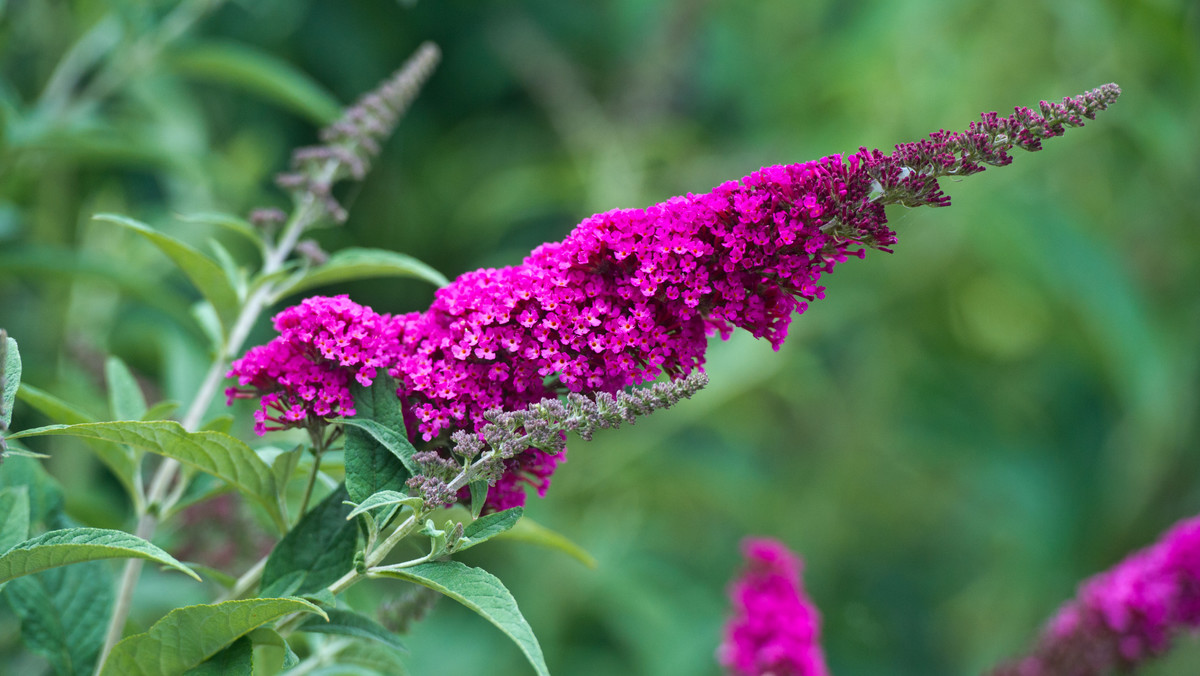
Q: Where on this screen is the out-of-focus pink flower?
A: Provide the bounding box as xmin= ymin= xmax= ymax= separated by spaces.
xmin=719 ymin=537 xmax=829 ymax=676
xmin=991 ymin=514 xmax=1200 ymax=676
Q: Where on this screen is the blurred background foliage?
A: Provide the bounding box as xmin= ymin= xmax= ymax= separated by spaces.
xmin=1 ymin=0 xmax=1199 ymax=674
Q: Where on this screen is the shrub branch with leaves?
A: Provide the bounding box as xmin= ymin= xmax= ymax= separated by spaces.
xmin=0 ymin=27 xmax=1152 ymax=676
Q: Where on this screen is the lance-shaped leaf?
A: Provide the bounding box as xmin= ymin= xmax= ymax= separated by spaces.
xmin=95 ymin=213 xmax=240 ymax=335
xmin=101 ymin=597 xmax=326 ymax=676
xmin=4 ymin=561 xmax=112 ymax=676
xmin=2 ymin=333 xmax=19 ymax=429
xmin=174 ymin=212 xmax=261 ymax=249
xmin=15 ymin=384 xmax=140 ymax=498
xmin=346 ymin=489 xmax=424 ymax=520
xmin=0 ymin=486 xmax=30 ymax=554
xmin=373 ymin=561 xmax=549 ymax=676
xmin=297 ymin=607 xmax=407 ymax=652
xmin=167 ymin=41 xmax=342 ymax=125
xmin=261 ymin=485 xmax=357 ymax=597
xmin=105 ymin=356 xmax=148 ymax=421
xmin=342 ymin=374 xmax=416 ymax=503
xmin=0 ymin=527 xmax=200 ymax=584
xmin=276 ymin=247 xmax=448 ymax=300
xmin=455 ymin=507 xmax=523 ymax=554
xmin=6 ymin=421 xmax=282 ymax=527
xmin=497 ymin=516 xmax=598 ymax=569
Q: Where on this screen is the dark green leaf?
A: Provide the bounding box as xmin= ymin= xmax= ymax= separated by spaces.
xmin=101 ymin=597 xmax=325 ymax=676
xmin=343 ymin=375 xmax=415 ymax=503
xmin=105 ymin=356 xmax=148 ymax=421
xmin=275 ymin=247 xmax=448 ymax=300
xmin=0 ymin=486 xmax=30 ymax=554
xmin=2 ymin=334 xmax=19 ymax=429
xmin=262 ymin=485 xmax=357 ymax=596
xmin=7 ymin=421 xmax=282 ymax=528
xmin=183 ymin=636 xmax=252 ymax=676
xmin=4 ymin=561 xmax=113 ymax=676
xmin=374 ymin=561 xmax=548 ymax=676
xmin=94 ymin=213 xmax=240 ymax=336
xmin=297 ymin=607 xmax=407 ymax=652
xmin=0 ymin=527 xmax=200 ymax=584
xmin=456 ymin=507 xmax=523 ymax=554
xmin=167 ymin=41 xmax=342 ymax=125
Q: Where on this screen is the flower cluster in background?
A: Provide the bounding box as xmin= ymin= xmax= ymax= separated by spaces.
xmin=992 ymin=514 xmax=1200 ymax=676
xmin=719 ymin=537 xmax=829 ymax=676
xmin=227 ymin=85 xmax=1121 ymax=511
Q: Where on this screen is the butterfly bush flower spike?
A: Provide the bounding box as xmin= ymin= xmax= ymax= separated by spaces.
xmin=719 ymin=537 xmax=829 ymax=676
xmin=991 ymin=514 xmax=1200 ymax=676
xmin=230 ymin=85 xmax=1120 ymax=511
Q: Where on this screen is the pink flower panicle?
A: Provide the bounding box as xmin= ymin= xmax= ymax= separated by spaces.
xmin=230 ymin=86 xmax=1120 ymax=510
xmin=225 ymin=295 xmax=395 ymax=435
xmin=991 ymin=514 xmax=1200 ymax=676
xmin=719 ymin=538 xmax=829 ymax=676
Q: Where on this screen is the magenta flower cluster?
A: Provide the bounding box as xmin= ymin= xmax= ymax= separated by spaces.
xmin=993 ymin=514 xmax=1200 ymax=676
xmin=226 ymin=295 xmax=395 ymax=435
xmin=718 ymin=538 xmax=829 ymax=676
xmin=228 ymin=86 xmax=1120 ymax=511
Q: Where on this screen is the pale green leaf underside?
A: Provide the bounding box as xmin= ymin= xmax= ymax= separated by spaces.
xmin=0 ymin=527 xmax=199 ymax=584
xmin=2 ymin=335 xmax=20 ymax=429
xmin=94 ymin=213 xmax=240 ymax=335
xmin=105 ymin=356 xmax=148 ymax=421
xmin=0 ymin=486 xmax=30 ymax=554
xmin=101 ymin=598 xmax=325 ymax=676
xmin=345 ymin=489 xmax=423 ymax=520
xmin=7 ymin=421 xmax=280 ymax=524
xmin=277 ymin=247 xmax=449 ymax=299
xmin=374 ymin=561 xmax=549 ymax=676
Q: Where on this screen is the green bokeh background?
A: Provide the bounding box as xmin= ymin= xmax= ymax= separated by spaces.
xmin=2 ymin=1 xmax=1199 ymax=674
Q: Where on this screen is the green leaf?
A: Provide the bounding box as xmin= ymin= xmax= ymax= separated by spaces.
xmin=456 ymin=507 xmax=523 ymax=554
xmin=334 ymin=642 xmax=410 ymax=675
xmin=7 ymin=421 xmax=282 ymax=528
xmin=2 ymin=334 xmax=19 ymax=429
xmin=105 ymin=356 xmax=148 ymax=421
xmin=374 ymin=561 xmax=549 ymax=676
xmin=14 ymin=384 xmax=140 ymax=498
xmin=4 ymin=561 xmax=113 ymax=676
xmin=142 ymin=400 xmax=182 ymax=421
xmin=343 ymin=374 xmax=416 ymax=504
xmin=0 ymin=527 xmax=199 ymax=584
xmin=0 ymin=456 xmax=64 ymax=528
xmin=275 ymin=247 xmax=448 ymax=300
xmin=183 ymin=636 xmax=252 ymax=676
xmin=166 ymin=41 xmax=342 ymax=125
xmin=95 ymin=213 xmax=240 ymax=336
xmin=469 ymin=480 xmax=488 ymax=520
xmin=0 ymin=486 xmax=30 ymax=554
xmin=262 ymin=485 xmax=357 ymax=597
xmin=101 ymin=598 xmax=326 ymax=676
xmin=297 ymin=607 xmax=407 ymax=652
xmin=497 ymin=516 xmax=598 ymax=569
xmin=174 ymin=211 xmax=262 ymax=249
xmin=245 ymin=627 xmax=298 ymax=672
xmin=345 ymin=490 xmax=423 ymax=520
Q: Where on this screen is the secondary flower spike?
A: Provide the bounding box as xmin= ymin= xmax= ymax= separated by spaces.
xmin=990 ymin=514 xmax=1200 ymax=676
xmin=228 ymin=85 xmax=1120 ymax=511
xmin=719 ymin=538 xmax=829 ymax=676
